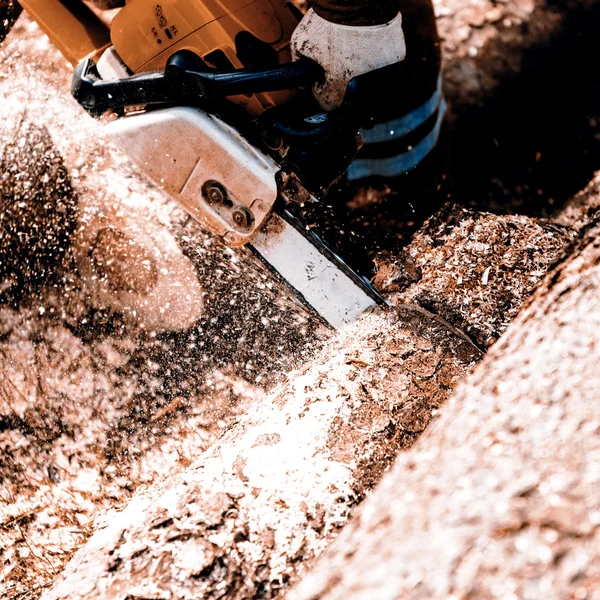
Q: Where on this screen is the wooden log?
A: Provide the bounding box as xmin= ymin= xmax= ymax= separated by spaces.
xmin=554 ymin=170 xmax=600 ymax=231
xmin=289 ymin=220 xmax=600 ymax=600
xmin=43 ymin=308 xmax=481 ymax=600
xmin=41 ymin=205 xmax=574 ymax=600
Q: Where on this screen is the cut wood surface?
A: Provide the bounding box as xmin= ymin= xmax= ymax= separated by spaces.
xmin=290 ymin=215 xmax=600 ymax=600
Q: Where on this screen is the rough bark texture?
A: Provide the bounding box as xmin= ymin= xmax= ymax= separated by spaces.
xmin=554 ymin=170 xmax=600 ymax=231
xmin=290 ymin=220 xmax=600 ymax=600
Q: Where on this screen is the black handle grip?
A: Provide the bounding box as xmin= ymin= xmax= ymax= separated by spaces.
xmin=166 ymin=51 xmax=323 ymax=99
xmin=71 ymin=51 xmax=324 ymax=118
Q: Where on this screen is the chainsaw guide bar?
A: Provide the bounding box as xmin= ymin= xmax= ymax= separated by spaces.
xmin=251 ymin=208 xmax=386 ymax=329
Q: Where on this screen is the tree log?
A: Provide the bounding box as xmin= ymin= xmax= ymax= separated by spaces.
xmin=41 ymin=205 xmax=574 ymax=600
xmin=554 ymin=170 xmax=600 ymax=231
xmin=289 ymin=222 xmax=600 ymax=600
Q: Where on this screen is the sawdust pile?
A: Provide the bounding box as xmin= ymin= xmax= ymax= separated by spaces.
xmin=386 ymin=204 xmax=575 ymax=347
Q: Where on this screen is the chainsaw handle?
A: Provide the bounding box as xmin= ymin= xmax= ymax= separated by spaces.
xmin=72 ymin=59 xmax=169 ymax=117
xmin=166 ymin=51 xmax=324 ymax=100
xmin=71 ymin=52 xmax=323 ymax=118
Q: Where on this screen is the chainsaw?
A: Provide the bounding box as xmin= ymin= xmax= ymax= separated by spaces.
xmin=17 ymin=0 xmax=444 ymax=328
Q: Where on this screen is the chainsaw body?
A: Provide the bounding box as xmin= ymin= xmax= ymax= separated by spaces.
xmin=16 ymin=0 xmax=435 ymax=328
xmin=19 ymin=0 xmax=299 ymax=114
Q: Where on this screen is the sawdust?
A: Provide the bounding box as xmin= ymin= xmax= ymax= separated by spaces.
xmin=0 ymin=120 xmax=78 ymax=299
xmin=386 ymin=204 xmax=575 ymax=347
xmin=41 ymin=308 xmax=481 ymax=600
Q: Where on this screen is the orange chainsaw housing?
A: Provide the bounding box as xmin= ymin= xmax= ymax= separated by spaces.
xmin=19 ymin=0 xmax=301 ymax=114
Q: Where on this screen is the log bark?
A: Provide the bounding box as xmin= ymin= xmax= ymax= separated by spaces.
xmin=43 ymin=308 xmax=480 ymax=600
xmin=554 ymin=170 xmax=600 ymax=231
xmin=289 ymin=221 xmax=600 ymax=600
xmin=41 ymin=205 xmax=573 ymax=600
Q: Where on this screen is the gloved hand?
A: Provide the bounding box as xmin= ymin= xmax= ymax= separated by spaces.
xmin=294 ymin=0 xmax=445 ymax=187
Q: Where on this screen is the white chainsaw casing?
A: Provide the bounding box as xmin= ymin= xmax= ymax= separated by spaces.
xmin=105 ymin=107 xmax=380 ymax=328
xmin=291 ymin=9 xmax=406 ymax=111
xmin=106 ymin=107 xmax=279 ymax=247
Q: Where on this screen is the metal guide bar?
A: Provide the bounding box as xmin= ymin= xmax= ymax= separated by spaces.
xmin=251 ymin=208 xmax=388 ymax=329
